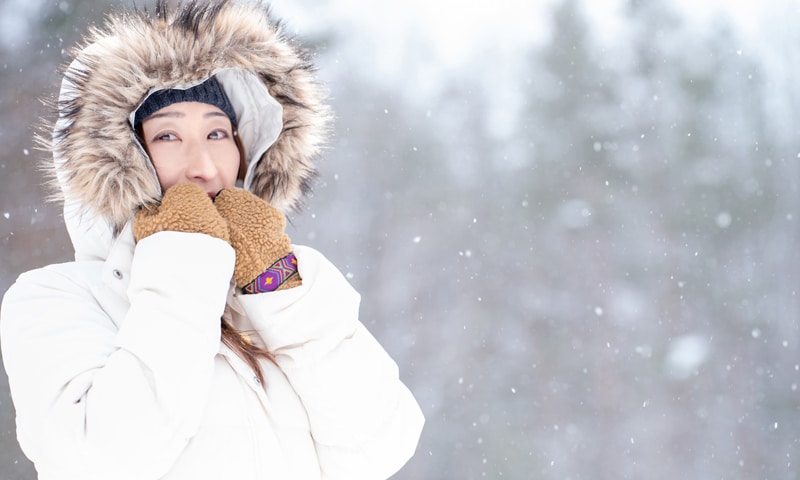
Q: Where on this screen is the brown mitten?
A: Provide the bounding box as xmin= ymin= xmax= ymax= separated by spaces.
xmin=133 ymin=183 xmax=230 ymax=243
xmin=214 ymin=188 xmax=301 ymax=291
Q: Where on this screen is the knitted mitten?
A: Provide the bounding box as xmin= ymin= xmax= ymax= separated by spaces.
xmin=133 ymin=183 xmax=230 ymax=243
xmin=214 ymin=188 xmax=301 ymax=291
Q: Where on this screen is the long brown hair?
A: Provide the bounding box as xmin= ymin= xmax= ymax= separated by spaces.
xmin=222 ymin=128 xmax=275 ymax=385
xmin=220 ymin=319 xmax=272 ymax=384
xmin=224 ymin=129 xmax=273 ymax=384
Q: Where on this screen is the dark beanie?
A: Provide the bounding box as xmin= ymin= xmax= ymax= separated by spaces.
xmin=134 ymin=76 xmax=238 ymax=127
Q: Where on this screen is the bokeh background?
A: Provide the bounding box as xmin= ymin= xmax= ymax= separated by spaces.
xmin=2 ymin=0 xmax=799 ymax=478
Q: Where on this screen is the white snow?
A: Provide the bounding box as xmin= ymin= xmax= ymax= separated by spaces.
xmin=665 ymin=334 xmax=710 ymax=380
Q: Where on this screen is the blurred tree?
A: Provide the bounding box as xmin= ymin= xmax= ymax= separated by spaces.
xmin=619 ymin=1 xmax=799 ymax=477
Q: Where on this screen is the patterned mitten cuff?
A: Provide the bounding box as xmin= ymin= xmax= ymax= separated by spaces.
xmin=241 ymin=253 xmax=299 ymax=294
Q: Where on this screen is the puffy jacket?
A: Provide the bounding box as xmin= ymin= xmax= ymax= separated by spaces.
xmin=0 ymin=2 xmax=424 ymax=479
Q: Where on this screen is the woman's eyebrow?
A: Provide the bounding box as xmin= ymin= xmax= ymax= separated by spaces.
xmin=147 ymin=111 xmax=185 ymax=119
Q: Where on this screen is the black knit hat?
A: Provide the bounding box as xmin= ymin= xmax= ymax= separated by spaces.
xmin=134 ymin=76 xmax=238 ymax=127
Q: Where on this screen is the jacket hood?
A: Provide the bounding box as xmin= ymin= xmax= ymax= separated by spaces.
xmin=45 ymin=0 xmax=331 ymax=260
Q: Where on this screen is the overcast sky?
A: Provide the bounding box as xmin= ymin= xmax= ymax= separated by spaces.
xmin=270 ymin=0 xmax=781 ymax=63
xmin=1 ymin=0 xmax=786 ymax=69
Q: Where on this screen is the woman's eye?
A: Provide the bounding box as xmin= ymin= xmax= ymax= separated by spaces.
xmin=208 ymin=129 xmax=230 ymax=140
xmin=154 ymin=132 xmax=178 ymax=142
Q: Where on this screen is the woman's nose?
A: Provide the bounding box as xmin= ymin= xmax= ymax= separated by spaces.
xmin=185 ymin=144 xmax=218 ymax=181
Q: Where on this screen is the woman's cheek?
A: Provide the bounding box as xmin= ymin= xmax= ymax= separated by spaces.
xmin=152 ymin=158 xmax=182 ymax=190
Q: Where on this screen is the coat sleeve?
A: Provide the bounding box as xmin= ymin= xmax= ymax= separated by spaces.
xmin=0 ymin=231 xmax=235 ymax=480
xmin=236 ymin=245 xmax=424 ymax=480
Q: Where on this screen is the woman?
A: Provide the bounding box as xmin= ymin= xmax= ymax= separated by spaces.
xmin=0 ymin=1 xmax=424 ymax=479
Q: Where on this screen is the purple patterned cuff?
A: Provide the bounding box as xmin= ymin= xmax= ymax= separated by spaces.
xmin=241 ymin=253 xmax=298 ymax=294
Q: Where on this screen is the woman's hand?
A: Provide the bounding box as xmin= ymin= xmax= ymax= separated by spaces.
xmin=133 ymin=183 xmax=230 ymax=243
xmin=213 ymin=188 xmax=300 ymax=290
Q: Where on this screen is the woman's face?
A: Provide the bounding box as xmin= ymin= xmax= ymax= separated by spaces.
xmin=140 ymin=101 xmax=241 ymax=197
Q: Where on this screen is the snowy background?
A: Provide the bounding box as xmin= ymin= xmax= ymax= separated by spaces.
xmin=2 ymin=0 xmax=799 ymax=478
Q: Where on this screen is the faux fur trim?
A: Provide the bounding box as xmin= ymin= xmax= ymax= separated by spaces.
xmin=40 ymin=0 xmax=331 ymax=233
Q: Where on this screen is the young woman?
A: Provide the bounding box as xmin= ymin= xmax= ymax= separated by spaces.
xmin=0 ymin=2 xmax=424 ymax=479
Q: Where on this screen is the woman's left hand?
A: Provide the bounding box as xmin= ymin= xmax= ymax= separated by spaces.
xmin=214 ymin=188 xmax=300 ymax=290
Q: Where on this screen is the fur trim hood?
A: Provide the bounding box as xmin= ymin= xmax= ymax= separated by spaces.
xmin=45 ymin=0 xmax=331 ymax=258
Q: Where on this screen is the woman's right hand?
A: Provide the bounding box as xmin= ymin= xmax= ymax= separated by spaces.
xmin=132 ymin=183 xmax=230 ymax=243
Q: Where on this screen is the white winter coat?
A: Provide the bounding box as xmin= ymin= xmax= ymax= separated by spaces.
xmin=1 ymin=224 xmax=424 ymax=479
